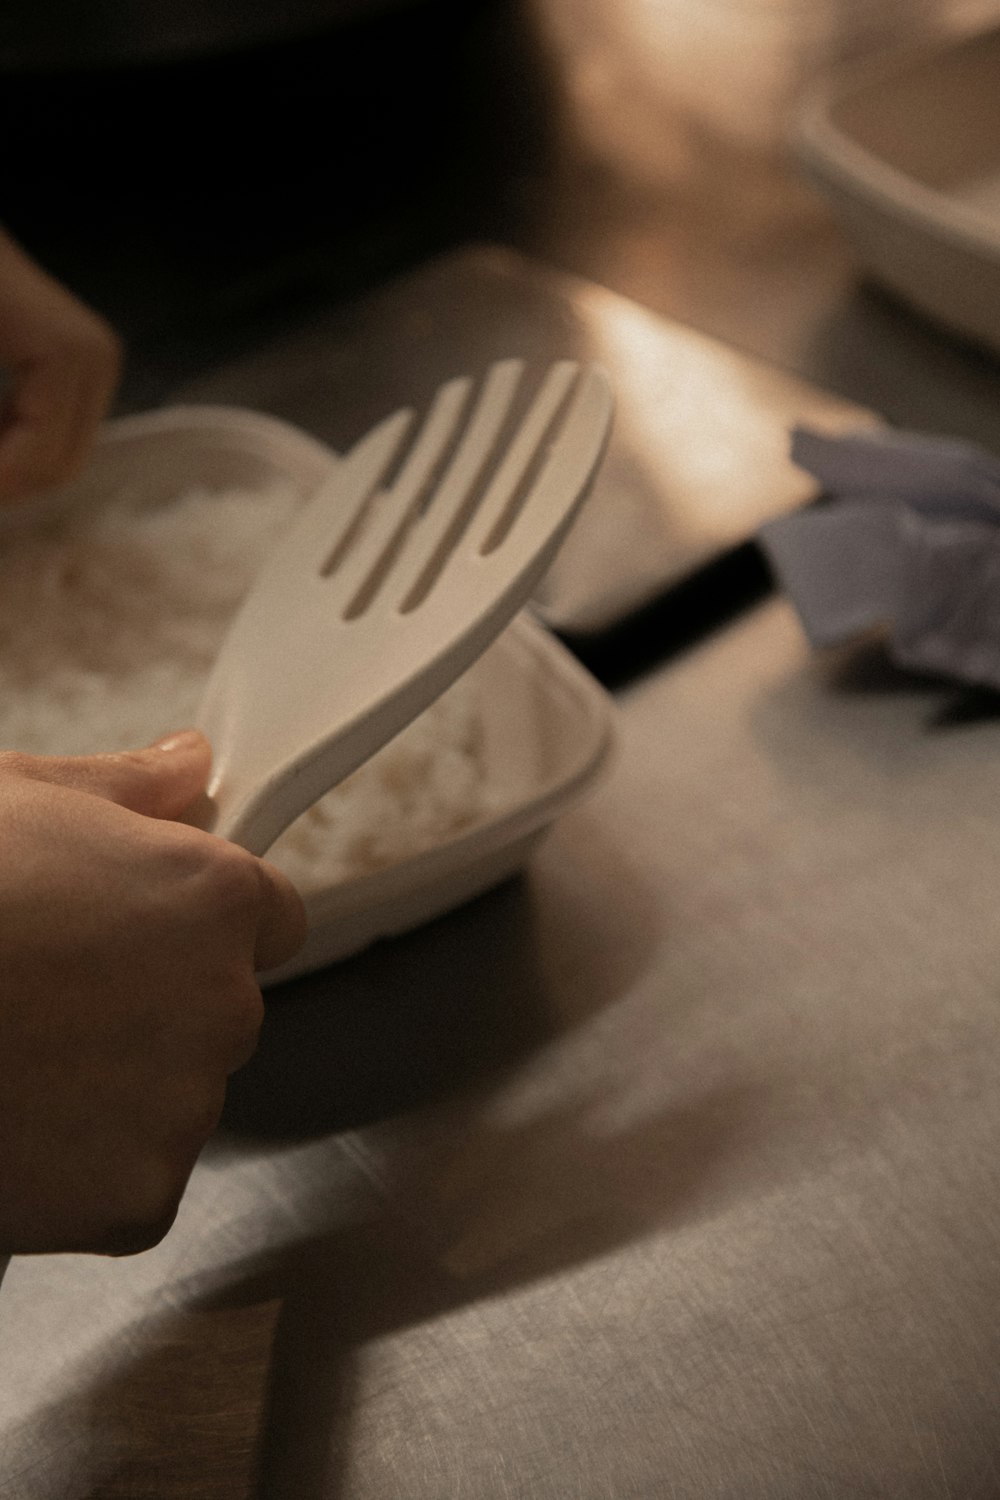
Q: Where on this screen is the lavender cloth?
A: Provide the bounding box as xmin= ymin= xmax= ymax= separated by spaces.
xmin=758 ymin=427 xmax=1000 ymax=689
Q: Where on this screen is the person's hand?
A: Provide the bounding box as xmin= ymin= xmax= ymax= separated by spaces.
xmin=0 ymin=731 xmax=307 ymax=1257
xmin=0 ymin=228 xmax=122 ymax=504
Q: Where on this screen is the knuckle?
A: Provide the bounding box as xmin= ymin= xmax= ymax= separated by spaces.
xmin=104 ymin=1214 xmax=174 ymax=1258
xmin=178 ymin=1071 xmax=229 ymax=1147
xmin=189 ymin=1087 xmax=227 ymax=1141
xmin=98 ymin=1081 xmax=231 ymax=1256
xmin=174 ymin=1081 xmax=227 ymax=1155
xmin=103 ymin=1208 xmax=178 ymax=1257
xmin=100 ymin=1171 xmax=185 ymax=1257
xmin=217 ymin=979 xmax=265 ymax=1073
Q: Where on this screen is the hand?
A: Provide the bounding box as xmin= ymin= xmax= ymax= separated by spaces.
xmin=0 ymin=731 xmax=307 ymax=1257
xmin=0 ymin=228 xmax=122 ymax=504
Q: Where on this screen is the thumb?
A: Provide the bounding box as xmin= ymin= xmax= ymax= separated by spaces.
xmin=0 ymin=730 xmax=213 ymax=820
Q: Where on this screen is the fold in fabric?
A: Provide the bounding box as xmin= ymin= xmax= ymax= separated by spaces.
xmin=758 ymin=426 xmax=1000 ymax=691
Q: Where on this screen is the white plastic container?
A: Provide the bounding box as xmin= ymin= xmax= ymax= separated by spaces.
xmin=20 ymin=404 xmax=616 ymax=982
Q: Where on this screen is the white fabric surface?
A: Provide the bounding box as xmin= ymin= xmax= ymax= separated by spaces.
xmin=760 ymin=425 xmax=1000 ymax=689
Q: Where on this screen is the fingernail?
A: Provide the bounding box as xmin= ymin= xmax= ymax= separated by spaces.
xmin=150 ymin=729 xmax=204 ymax=754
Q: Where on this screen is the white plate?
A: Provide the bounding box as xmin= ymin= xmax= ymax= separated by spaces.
xmin=793 ymin=24 xmax=1000 ymax=354
xmin=32 ymin=404 xmax=616 ymax=981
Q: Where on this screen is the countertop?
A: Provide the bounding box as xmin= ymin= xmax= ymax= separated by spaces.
xmin=3 ymin=2 xmax=1000 ymax=1494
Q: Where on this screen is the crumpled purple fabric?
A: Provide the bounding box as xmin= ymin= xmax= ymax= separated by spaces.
xmin=758 ymin=426 xmax=1000 ymax=690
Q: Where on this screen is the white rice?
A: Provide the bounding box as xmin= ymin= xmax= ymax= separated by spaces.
xmin=0 ymin=478 xmax=494 ymax=893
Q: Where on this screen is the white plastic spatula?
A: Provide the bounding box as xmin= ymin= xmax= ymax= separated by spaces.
xmin=195 ymin=358 xmax=613 ymax=855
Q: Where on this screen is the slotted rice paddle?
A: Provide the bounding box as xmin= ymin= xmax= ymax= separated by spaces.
xmin=195 ymin=359 xmax=613 ymax=854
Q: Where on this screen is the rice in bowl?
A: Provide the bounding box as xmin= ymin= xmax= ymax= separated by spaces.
xmin=0 ymin=476 xmax=498 ymax=893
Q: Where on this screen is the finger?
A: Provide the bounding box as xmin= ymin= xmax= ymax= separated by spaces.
xmin=0 ymin=731 xmax=213 ymax=820
xmin=0 ymin=327 xmax=121 ymax=504
xmin=48 ymin=325 xmax=123 ymax=484
xmin=251 ymin=858 xmax=309 ymax=973
xmin=0 ymin=360 xmax=85 ymax=501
